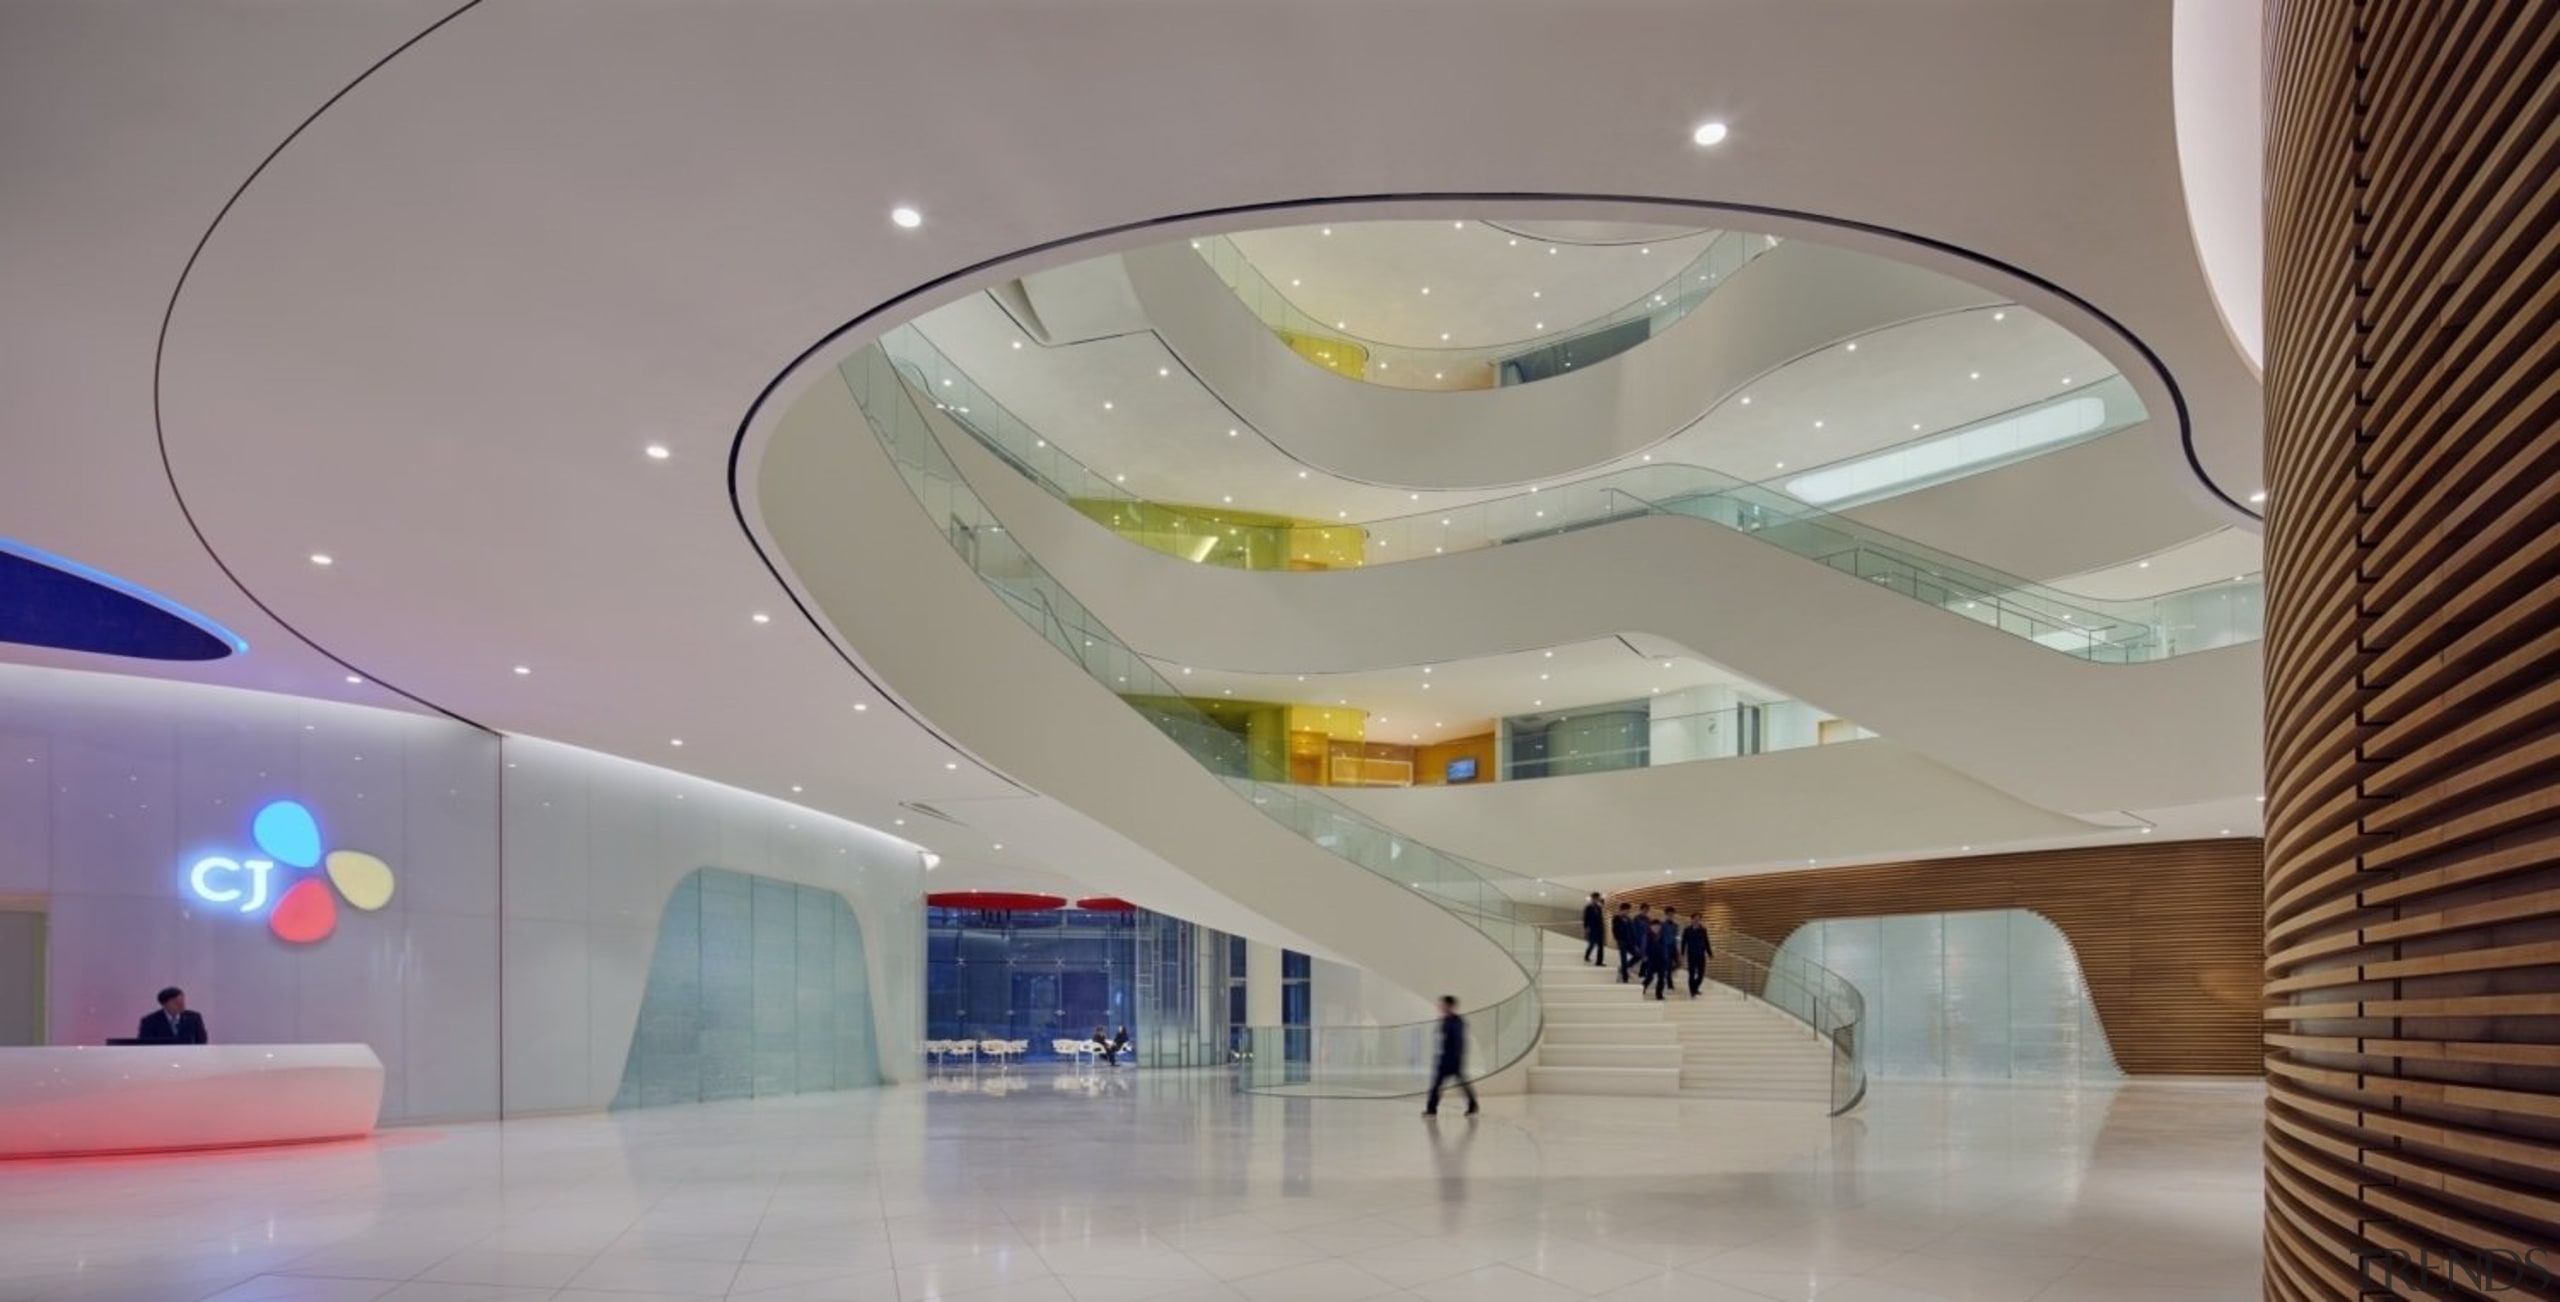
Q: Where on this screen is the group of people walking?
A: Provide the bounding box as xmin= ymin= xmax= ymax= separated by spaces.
xmin=1581 ymin=892 xmax=1712 ymax=999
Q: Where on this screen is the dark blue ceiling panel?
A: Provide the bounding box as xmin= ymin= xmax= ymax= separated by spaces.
xmin=0 ymin=538 xmax=246 ymax=661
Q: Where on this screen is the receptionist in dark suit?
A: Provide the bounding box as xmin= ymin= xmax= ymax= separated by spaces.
xmin=137 ymin=986 xmax=208 ymax=1044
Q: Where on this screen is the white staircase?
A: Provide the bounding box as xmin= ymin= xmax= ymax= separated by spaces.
xmin=1660 ymin=982 xmax=1837 ymax=1103
xmin=1526 ymin=936 xmax=1681 ymax=1095
xmin=1527 ymin=935 xmax=1838 ymax=1104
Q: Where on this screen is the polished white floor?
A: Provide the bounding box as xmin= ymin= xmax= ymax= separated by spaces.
xmin=0 ymin=1069 xmax=2263 ymax=1302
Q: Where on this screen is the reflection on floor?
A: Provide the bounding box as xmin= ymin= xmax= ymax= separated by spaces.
xmin=0 ymin=1070 xmax=2262 ymax=1301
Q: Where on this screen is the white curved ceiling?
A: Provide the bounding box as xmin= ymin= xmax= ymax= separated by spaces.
xmin=1 ymin=0 xmax=2264 ymax=907
xmin=1224 ymin=220 xmax=1722 ymax=348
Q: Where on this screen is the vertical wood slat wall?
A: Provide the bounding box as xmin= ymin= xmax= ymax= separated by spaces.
xmin=1614 ymin=840 xmax=2265 ymax=1076
xmin=2263 ymin=2 xmax=2560 ymax=1298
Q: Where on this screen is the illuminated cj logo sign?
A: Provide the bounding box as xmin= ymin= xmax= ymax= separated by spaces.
xmin=186 ymin=800 xmax=396 ymax=944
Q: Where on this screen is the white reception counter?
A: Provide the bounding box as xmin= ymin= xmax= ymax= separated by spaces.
xmin=0 ymin=1044 xmax=385 ymax=1159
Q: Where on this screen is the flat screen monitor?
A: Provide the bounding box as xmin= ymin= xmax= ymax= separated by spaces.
xmin=1445 ymin=756 xmax=1478 ymax=783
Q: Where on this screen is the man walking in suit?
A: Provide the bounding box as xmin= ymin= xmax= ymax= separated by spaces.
xmin=1683 ymin=913 xmax=1713 ymax=997
xmin=1646 ymin=912 xmax=1679 ymax=1000
xmin=1422 ymin=996 xmax=1478 ymax=1117
xmin=1622 ymin=905 xmax=1653 ymax=984
xmin=1581 ymin=893 xmax=1608 ymax=966
xmin=1613 ymin=903 xmax=1637 ymax=983
xmin=137 ymin=987 xmax=208 ymax=1044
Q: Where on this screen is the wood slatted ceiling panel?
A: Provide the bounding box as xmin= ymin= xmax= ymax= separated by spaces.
xmin=1613 ymin=840 xmax=2264 ymax=1075
xmin=2264 ymin=1 xmax=2560 ymax=1296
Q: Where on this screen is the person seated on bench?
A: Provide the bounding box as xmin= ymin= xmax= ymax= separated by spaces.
xmin=1090 ymin=1025 xmax=1111 ymax=1065
xmin=1104 ymin=1025 xmax=1130 ymax=1067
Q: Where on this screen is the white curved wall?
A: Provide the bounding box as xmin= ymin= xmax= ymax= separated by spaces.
xmin=757 ymin=371 xmax=1527 ymax=1011
xmin=0 ymin=662 xmax=927 ymax=1124
xmin=939 ymin=405 xmax=2261 ymax=815
xmin=1840 ymin=424 xmax=2246 ymax=582
xmin=1325 ymin=739 xmax=2097 ymax=877
xmin=1125 ymin=238 xmax=1996 ymax=488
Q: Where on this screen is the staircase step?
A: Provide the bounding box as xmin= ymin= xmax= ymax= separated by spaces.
xmin=1542 ymin=1003 xmax=1672 ymax=1024
xmin=1526 ymin=1065 xmax=1681 ymax=1097
xmin=1541 ymin=1022 xmax=1678 ymax=1046
xmin=1540 ymin=1044 xmax=1684 ymax=1070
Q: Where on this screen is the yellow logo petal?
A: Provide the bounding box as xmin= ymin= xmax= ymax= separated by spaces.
xmin=324 ymin=850 xmax=397 ymax=911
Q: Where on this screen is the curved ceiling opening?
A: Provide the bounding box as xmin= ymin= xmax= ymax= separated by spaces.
xmin=0 ymin=537 xmax=247 ymax=661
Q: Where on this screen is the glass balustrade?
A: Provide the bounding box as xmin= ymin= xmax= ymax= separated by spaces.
xmin=1190 ymin=230 xmax=1780 ymax=391
xmin=837 ymin=341 xmax=1546 ymax=1094
xmin=883 ymin=323 xmax=2265 ymax=663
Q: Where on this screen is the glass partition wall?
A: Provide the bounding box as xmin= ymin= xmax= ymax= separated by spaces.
xmin=926 ymin=904 xmax=1260 ymax=1068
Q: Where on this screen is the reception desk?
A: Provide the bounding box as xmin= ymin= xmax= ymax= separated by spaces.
xmin=0 ymin=1044 xmax=385 ymax=1159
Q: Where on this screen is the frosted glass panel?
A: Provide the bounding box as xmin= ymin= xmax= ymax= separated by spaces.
xmin=613 ymin=868 xmax=879 ymax=1109
xmin=1776 ymin=909 xmax=2119 ymax=1082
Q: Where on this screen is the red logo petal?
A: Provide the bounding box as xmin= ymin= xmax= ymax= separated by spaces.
xmin=269 ymin=877 xmax=338 ymax=944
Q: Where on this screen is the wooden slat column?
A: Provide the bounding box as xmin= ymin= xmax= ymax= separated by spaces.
xmin=2263 ymin=2 xmax=2560 ymax=1297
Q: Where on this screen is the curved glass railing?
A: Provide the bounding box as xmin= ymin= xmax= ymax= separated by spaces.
xmin=1190 ymin=229 xmax=1780 ymax=390
xmin=884 ymin=324 xmax=2264 ymax=663
xmin=1228 ymin=985 xmax=1540 ymax=1098
xmin=836 ymin=340 xmax=1547 ymax=1095
xmin=1554 ymin=921 xmax=1867 ymax=1115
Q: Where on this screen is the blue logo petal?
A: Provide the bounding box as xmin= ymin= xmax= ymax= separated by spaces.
xmin=251 ymin=800 xmax=322 ymax=869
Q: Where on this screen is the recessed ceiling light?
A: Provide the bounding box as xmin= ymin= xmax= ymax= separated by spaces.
xmin=1335 ymin=321 xmax=1346 ymax=329
xmin=512 ymin=665 xmax=531 ymax=676
xmin=1531 ymin=290 xmax=1542 ymax=299
xmin=1533 ymin=699 xmax=1543 ymax=707
xmin=1320 ymin=227 xmax=1333 ymax=236
xmin=890 ymin=206 xmax=922 ymax=228
xmin=2249 ymin=491 xmax=2268 ymax=504
xmin=752 ymin=612 xmax=770 ymax=624
xmin=1298 ymin=470 xmax=1309 ymax=479
xmin=944 ymin=761 xmax=958 ymax=770
xmin=309 ymin=553 xmax=333 ymax=566
xmin=1535 ymin=322 xmax=1545 ymax=330
xmin=2138 ymin=561 xmax=2151 ymax=569
xmin=854 ymin=702 xmax=869 ymax=712
xmin=1968 ymin=372 xmax=1981 ymax=380
xmin=1547 ymin=247 xmax=1559 ymax=256
xmin=1912 ymin=423 xmax=1923 ymax=431
xmin=1740 ymin=396 xmax=1752 ymax=406
xmin=1102 ymin=401 xmax=1113 ymax=411
xmin=1420 ymin=287 xmax=1430 ymax=295
xmin=344 ymin=675 xmax=363 ymax=685
xmin=1115 ymin=474 xmax=1127 ymax=483
xmin=1813 ymin=420 xmax=1824 ymax=429
xmin=2141 ymin=827 xmax=2154 ymax=834
xmin=644 ymin=444 xmax=670 ymax=460
xmin=894 ymin=818 xmax=904 ymax=826
xmin=669 ymin=738 xmax=683 ymax=747
xmin=1641 ymin=247 xmax=1651 ymax=255
xmin=992 ymin=843 xmax=1002 ymax=851
xmin=1441 ymin=333 xmax=1451 ymax=342
xmin=1691 ymin=121 xmax=1730 ymax=146
xmin=1993 ymin=311 xmax=2007 ymax=322
xmin=1774 ymin=461 xmax=1786 ymax=469
xmin=1845 ymin=342 xmax=1857 ymax=352
xmin=1543 ymin=650 xmax=1553 ymax=658
xmin=1158 ymin=367 xmax=1170 ymax=377
xmin=1960 ymin=845 xmax=1971 ymax=852
xmin=1222 ymin=495 xmax=1233 ymax=504
xmin=1011 ymin=340 xmax=1023 ymax=350
xmin=791 ymin=785 xmax=803 ymax=793
xmin=2060 ymin=377 xmax=2072 ymax=385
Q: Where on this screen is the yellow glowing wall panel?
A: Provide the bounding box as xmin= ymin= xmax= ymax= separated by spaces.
xmin=1069 ymin=499 xmax=1365 ymax=571
xmin=1276 ymin=329 xmax=1368 ymax=381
